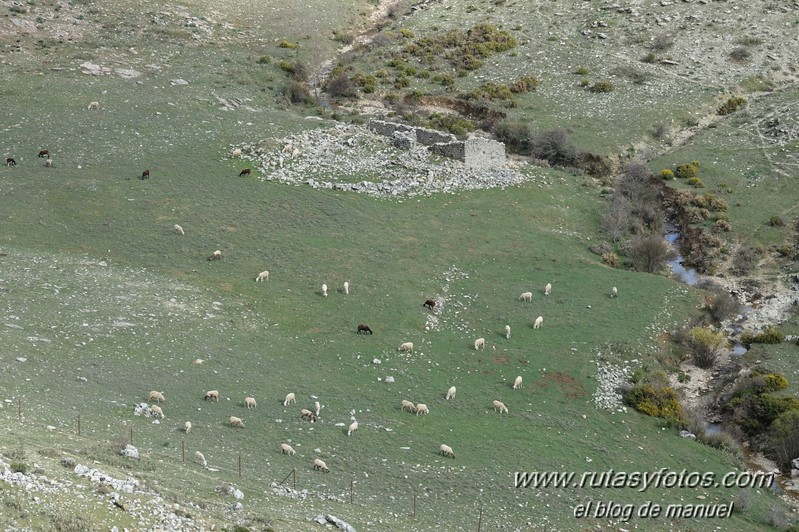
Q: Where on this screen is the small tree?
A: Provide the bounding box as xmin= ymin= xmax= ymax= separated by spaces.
xmin=688 ymin=326 xmax=726 ymax=369
xmin=530 ymin=128 xmax=578 ymax=167
xmin=769 ymin=409 xmax=799 ymax=470
xmin=627 ymin=234 xmax=677 ymax=273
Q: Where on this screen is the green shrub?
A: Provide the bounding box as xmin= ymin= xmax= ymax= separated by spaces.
xmin=601 ymin=252 xmax=619 ymax=267
xmin=327 ymin=74 xmax=358 ymax=98
xmin=10 ymin=462 xmax=28 ymax=474
xmin=688 ymin=177 xmax=705 ymax=188
xmin=687 ymin=327 xmax=726 ymax=368
xmin=661 ymin=169 xmax=674 ymax=180
xmin=768 ymin=216 xmax=784 ymax=227
xmin=400 ymin=28 xmax=414 ymax=38
xmin=713 ymin=219 xmax=731 ymax=232
xmin=278 ymin=40 xmax=296 ymax=48
xmin=494 ymin=120 xmax=533 ymax=154
xmin=573 ymin=67 xmax=589 ymax=75
xmin=642 ymin=52 xmax=657 ymax=63
xmin=281 ymin=81 xmax=312 ymax=104
xmin=674 ymin=162 xmax=698 ymax=178
xmin=718 ymin=96 xmax=747 ymax=116
xmin=589 ymin=80 xmax=614 ymax=93
xmin=729 ymin=47 xmax=751 ymax=63
xmin=579 ymin=79 xmax=589 ymax=87
xmin=764 ymin=373 xmax=789 ymax=392
xmin=623 ymin=383 xmax=683 ymax=422
xmin=257 ymin=55 xmax=271 ymax=65
xmin=393 ymin=75 xmax=410 ymax=89
xmin=508 ymin=76 xmax=538 ymax=93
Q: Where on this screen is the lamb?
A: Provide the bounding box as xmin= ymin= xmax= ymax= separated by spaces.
xmin=174 ymin=224 xmax=184 ymax=235
xmin=400 ymin=400 xmax=417 ymax=413
xmin=184 ymin=421 xmax=192 ymax=434
xmin=343 ymin=281 xmax=349 ymax=295
xmin=195 ymin=451 xmax=207 ymax=468
xmin=147 ymin=390 xmax=165 ymax=403
xmin=519 ymin=291 xmax=533 ymax=302
xmin=229 ymin=416 xmax=245 ymax=428
xmin=610 ymin=286 xmax=618 ymax=299
xmin=280 ymin=443 xmax=296 ymax=456
xmin=415 ymin=403 xmax=429 ymax=416
xmin=209 ymin=250 xmax=222 ymax=261
xmin=474 ymin=337 xmax=486 ymax=350
xmin=44 ymin=158 xmax=53 ymax=167
xmin=513 ymin=376 xmax=523 ymax=389
xmin=493 ymin=400 xmax=508 ymax=413
xmin=398 ymin=342 xmax=414 ymax=352
xmin=204 ymin=390 xmax=219 ymax=402
xmin=445 ymin=386 xmax=456 ymax=400
xmin=87 ymin=101 xmax=100 ymax=110
xmin=231 ymin=148 xmax=242 ymax=158
xmin=347 ymin=419 xmax=358 ymax=436
xmin=150 ymin=405 xmax=164 ymax=418
xmin=545 ymin=283 xmax=552 ymax=296
xmin=312 ymin=458 xmax=329 ymax=473
xmin=255 ymin=270 xmax=269 ymax=282
xmin=283 ymin=392 xmax=296 ymax=406
xmin=244 ymin=397 xmax=257 ymax=409
xmin=505 ymin=325 xmax=511 ymax=340
xmin=439 ymin=444 xmax=455 ymax=459
xmin=314 ymin=401 xmax=321 ymax=416
xmin=322 ymin=283 xmax=328 ymax=297
xmin=300 ymin=409 xmax=317 ymax=422
xmin=533 ymin=316 xmax=543 ymax=329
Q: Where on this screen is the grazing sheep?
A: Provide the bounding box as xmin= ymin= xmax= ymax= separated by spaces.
xmin=282 ymin=143 xmax=294 ymax=155
xmin=300 ymin=409 xmax=317 ymax=422
xmin=255 ymin=270 xmax=269 ymax=282
xmin=38 ymin=149 xmax=49 ymax=158
xmin=505 ymin=325 xmax=511 ymax=339
xmin=195 ymin=451 xmax=207 ymax=467
xmin=280 ymin=443 xmax=296 ymax=456
xmin=322 ymin=283 xmax=328 ymax=297
xmin=446 ymin=386 xmax=456 ymax=400
xmin=474 ymin=337 xmax=486 ymax=350
xmin=283 ymin=392 xmax=295 ymax=406
xmin=416 ymin=403 xmax=429 ymax=416
xmin=6 ymin=158 xmax=16 ymax=166
xmin=493 ymin=400 xmax=508 ymax=413
xmin=209 ymin=250 xmax=222 ymax=261
xmin=204 ymin=390 xmax=219 ymax=402
xmin=519 ymin=291 xmax=533 ymax=302
xmin=533 ymin=316 xmax=543 ymax=329
xmin=184 ymin=421 xmax=191 ymax=433
xmin=357 ymin=324 xmax=373 ymax=335
xmin=174 ymin=224 xmax=184 ymax=235
xmin=343 ymin=281 xmax=349 ymax=295
xmin=147 ymin=391 xmax=165 ymax=403
xmin=239 ymin=168 xmax=251 ymax=177
xmin=229 ymin=416 xmax=245 ymax=428
xmin=314 ymin=401 xmax=321 ymax=416
xmin=439 ymin=444 xmax=455 ymax=459
xmin=150 ymin=405 xmax=164 ymax=418
xmin=400 ymin=400 xmax=417 ymax=413
xmin=244 ymin=397 xmax=257 ymax=409
xmin=513 ymin=376 xmax=523 ymax=389
xmin=231 ymin=148 xmax=242 ymax=158
xmin=347 ymin=420 xmax=358 ymax=436
xmin=44 ymin=158 xmax=53 ymax=167
xmin=545 ymin=283 xmax=552 ymax=296
xmin=87 ymin=101 xmax=100 ymax=110
xmin=423 ymin=299 xmax=436 ymax=310
xmin=398 ymin=342 xmax=414 ymax=352
xmin=291 ymin=148 xmax=300 ymax=159
xmin=610 ymin=286 xmax=618 ymax=298
xmin=141 ymin=169 xmax=150 ymax=179
xmin=312 ymin=458 xmax=329 ymax=473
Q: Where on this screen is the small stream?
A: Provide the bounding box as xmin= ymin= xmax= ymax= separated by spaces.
xmin=665 ymin=226 xmax=699 ymax=286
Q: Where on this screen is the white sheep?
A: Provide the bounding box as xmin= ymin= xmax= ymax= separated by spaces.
xmin=291 ymin=148 xmax=300 ymax=159
xmin=445 ymin=386 xmax=456 ymax=400
xmin=533 ymin=316 xmax=543 ymax=329
xmin=147 ymin=391 xmax=165 ymax=403
xmin=493 ymin=400 xmax=508 ymax=413
xmin=398 ymin=342 xmax=414 ymax=352
xmin=505 ymin=325 xmax=511 ymax=339
xmin=150 ymin=405 xmax=164 ymax=418
xmin=195 ymin=451 xmax=207 ymax=468
xmin=347 ymin=419 xmax=359 ymax=436
xmin=280 ymin=443 xmax=296 ymax=456
xmin=343 ymin=281 xmax=349 ymax=295
xmin=281 ymin=143 xmax=294 ymax=155
xmin=545 ymin=283 xmax=552 ymax=296
xmin=474 ymin=337 xmax=485 ymax=350
xmin=610 ymin=286 xmax=618 ymax=298
xmin=314 ymin=401 xmax=321 ymax=416
xmin=400 ymin=400 xmax=417 ymax=413
xmin=519 ymin=291 xmax=533 ymax=302
xmin=300 ymin=409 xmax=317 ymax=422
xmin=174 ymin=224 xmax=185 ymax=235
xmin=87 ymin=101 xmax=100 ymax=110
xmin=283 ymin=392 xmax=296 ymax=406
xmin=322 ymin=283 xmax=328 ymax=297
xmin=183 ymin=421 xmax=192 ymax=433
xmin=229 ymin=416 xmax=245 ymax=428
xmin=45 ymin=158 xmax=53 ymax=167
xmin=231 ymin=148 xmax=242 ymax=158
xmin=210 ymin=250 xmax=222 ymax=261
xmin=255 ymin=270 xmax=269 ymax=282
xmin=416 ymin=403 xmax=429 ymax=416
xmin=244 ymin=397 xmax=257 ymax=409
xmin=313 ymin=458 xmax=329 ymax=473
xmin=439 ymin=444 xmax=455 ymax=459
xmin=513 ymin=376 xmax=523 ymax=389
xmin=204 ymin=390 xmax=219 ymax=402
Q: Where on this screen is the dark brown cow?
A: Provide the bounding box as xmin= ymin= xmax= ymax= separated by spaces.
xmin=239 ymin=168 xmax=251 ymax=177
xmin=357 ymin=324 xmax=373 ymax=335
xmin=141 ymin=169 xmax=150 ymax=179
xmin=38 ymin=150 xmax=49 ymax=158
xmin=6 ymin=158 xmax=16 ymax=166
xmin=423 ymin=299 xmax=436 ymax=310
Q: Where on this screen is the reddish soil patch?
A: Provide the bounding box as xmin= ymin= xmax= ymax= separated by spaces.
xmin=492 ymin=354 xmax=510 ymax=365
xmin=481 ymin=369 xmax=496 ymax=375
xmin=518 ymin=359 xmax=529 ymax=366
xmin=534 ymin=371 xmax=588 ymax=399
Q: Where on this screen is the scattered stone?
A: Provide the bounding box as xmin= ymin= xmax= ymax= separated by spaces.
xmin=120 ymin=445 xmax=139 ymax=459
xmin=384 ymin=376 xmax=395 ymax=383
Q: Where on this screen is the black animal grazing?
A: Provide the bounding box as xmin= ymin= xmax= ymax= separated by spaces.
xmin=38 ymin=149 xmax=49 ymax=158
xmin=357 ymin=324 xmax=373 ymax=335
xmin=423 ymin=299 xmax=436 ymax=310
xmin=141 ymin=169 xmax=150 ymax=179
xmin=239 ymin=168 xmax=251 ymax=177
xmin=6 ymin=158 xmax=16 ymax=166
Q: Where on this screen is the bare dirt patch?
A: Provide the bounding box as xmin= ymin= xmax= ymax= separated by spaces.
xmin=535 ymin=371 xmax=588 ymax=399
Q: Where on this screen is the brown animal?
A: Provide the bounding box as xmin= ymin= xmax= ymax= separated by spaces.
xmin=423 ymin=299 xmax=436 ymax=310
xmin=239 ymin=168 xmax=251 ymax=177
xmin=357 ymin=324 xmax=373 ymax=335
xmin=141 ymin=169 xmax=150 ymax=179
xmin=6 ymin=158 xmax=16 ymax=166
xmin=38 ymin=149 xmax=49 ymax=158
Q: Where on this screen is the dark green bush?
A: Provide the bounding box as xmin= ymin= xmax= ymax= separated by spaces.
xmin=257 ymin=55 xmax=271 ymax=65
xmin=530 ymin=128 xmax=579 ymax=167
xmin=623 ymin=383 xmax=683 ymax=422
xmin=674 ymin=162 xmax=698 ymax=178
xmin=327 ymin=74 xmax=357 ymax=98
xmin=688 ymin=177 xmax=705 ymax=188
xmin=494 ymin=120 xmax=533 ymax=154
xmin=768 ymin=216 xmax=784 ymax=227
xmin=281 ymin=81 xmax=312 ymax=104
xmin=589 ymin=80 xmax=614 ymax=93
xmin=718 ymin=96 xmax=747 ymax=116
xmin=661 ymin=169 xmax=674 ymax=180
